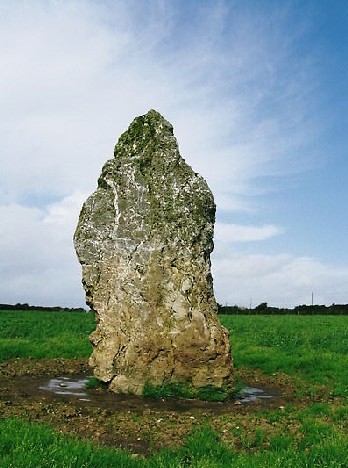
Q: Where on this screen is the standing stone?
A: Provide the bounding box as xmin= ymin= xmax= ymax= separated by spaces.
xmin=74 ymin=110 xmax=232 ymax=395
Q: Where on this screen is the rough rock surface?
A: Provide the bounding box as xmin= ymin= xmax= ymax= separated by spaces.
xmin=74 ymin=110 xmax=233 ymax=395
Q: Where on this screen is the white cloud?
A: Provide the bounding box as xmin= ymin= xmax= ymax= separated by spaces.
xmin=43 ymin=191 xmax=89 ymax=228
xmin=215 ymin=223 xmax=283 ymax=243
xmin=0 ymin=194 xmax=86 ymax=307
xmin=212 ymin=248 xmax=348 ymax=308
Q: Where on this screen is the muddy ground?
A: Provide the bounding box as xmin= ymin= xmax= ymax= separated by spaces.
xmin=0 ymin=358 xmax=315 ymax=455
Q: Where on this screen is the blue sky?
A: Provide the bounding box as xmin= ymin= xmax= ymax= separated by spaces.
xmin=1 ymin=0 xmax=347 ymax=308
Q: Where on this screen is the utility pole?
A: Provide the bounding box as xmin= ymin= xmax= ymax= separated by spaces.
xmin=311 ymin=292 xmax=314 ymax=307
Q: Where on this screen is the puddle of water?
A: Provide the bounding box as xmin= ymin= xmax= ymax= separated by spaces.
xmin=39 ymin=376 xmax=91 ymax=400
xmin=238 ymin=387 xmax=275 ymax=404
xmin=39 ymin=376 xmax=278 ymax=408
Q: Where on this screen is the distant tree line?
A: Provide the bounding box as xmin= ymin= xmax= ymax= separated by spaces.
xmin=0 ymin=303 xmax=86 ymax=313
xmin=217 ymin=302 xmax=348 ymax=315
xmin=2 ymin=302 xmax=347 ymax=315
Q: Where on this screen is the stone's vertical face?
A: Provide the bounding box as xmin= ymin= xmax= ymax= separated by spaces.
xmin=74 ymin=109 xmax=233 ymax=395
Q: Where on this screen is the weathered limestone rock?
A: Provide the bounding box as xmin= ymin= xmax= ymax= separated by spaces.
xmin=74 ymin=110 xmax=233 ymax=395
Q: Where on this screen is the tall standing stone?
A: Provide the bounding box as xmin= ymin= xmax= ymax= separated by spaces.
xmin=74 ymin=110 xmax=232 ymax=395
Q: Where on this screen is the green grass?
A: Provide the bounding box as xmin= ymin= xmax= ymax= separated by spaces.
xmin=1 ymin=418 xmax=347 ymax=467
xmin=220 ymin=315 xmax=348 ymax=397
xmin=0 ymin=418 xmax=135 ymax=468
xmin=0 ymin=311 xmax=347 ymax=466
xmin=85 ymin=376 xmax=105 ymax=389
xmin=143 ymin=381 xmax=232 ymax=402
xmin=2 ymin=312 xmax=345 ymax=396
xmin=0 ymin=310 xmax=95 ymax=361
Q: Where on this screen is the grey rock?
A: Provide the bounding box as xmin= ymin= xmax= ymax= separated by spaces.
xmin=74 ymin=109 xmax=233 ymax=395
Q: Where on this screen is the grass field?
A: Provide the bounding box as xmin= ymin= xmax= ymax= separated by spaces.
xmin=0 ymin=310 xmax=95 ymax=361
xmin=220 ymin=315 xmax=348 ymax=398
xmin=0 ymin=311 xmax=347 ymax=467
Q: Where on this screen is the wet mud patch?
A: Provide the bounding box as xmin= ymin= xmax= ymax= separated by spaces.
xmin=37 ymin=374 xmax=282 ymax=410
xmin=0 ymin=359 xmax=295 ymax=455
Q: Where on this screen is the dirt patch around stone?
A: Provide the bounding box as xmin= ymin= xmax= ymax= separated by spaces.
xmin=0 ymin=358 xmax=297 ymax=455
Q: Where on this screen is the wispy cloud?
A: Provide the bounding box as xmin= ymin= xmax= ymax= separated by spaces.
xmin=0 ymin=1 xmax=343 ymax=307
xmin=0 ymin=1 xmax=319 ymax=207
xmin=215 ymin=223 xmax=283 ymax=243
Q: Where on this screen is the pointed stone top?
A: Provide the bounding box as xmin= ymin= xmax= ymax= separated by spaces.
xmin=144 ymin=108 xmax=164 ymax=119
xmin=129 ymin=108 xmax=173 ymax=133
xmin=114 ymin=109 xmax=175 ymax=158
